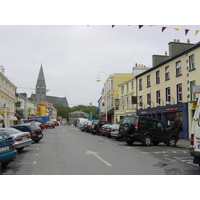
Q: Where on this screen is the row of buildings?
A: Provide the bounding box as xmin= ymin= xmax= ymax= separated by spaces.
xmin=97 ymin=39 xmax=200 ymax=139
xmin=0 ymin=65 xmax=68 ymax=127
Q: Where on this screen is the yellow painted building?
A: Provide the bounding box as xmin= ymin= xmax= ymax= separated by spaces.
xmin=0 ymin=66 xmax=17 ymax=127
xmin=99 ymin=73 xmax=133 ymax=124
xmin=116 ymin=65 xmax=150 ymax=122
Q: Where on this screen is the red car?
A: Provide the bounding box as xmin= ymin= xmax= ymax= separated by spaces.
xmin=53 ymin=121 xmax=59 ymax=126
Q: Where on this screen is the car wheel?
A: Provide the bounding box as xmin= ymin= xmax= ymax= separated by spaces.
xmin=2 ymin=162 xmax=9 ymax=168
xmin=142 ymin=135 xmax=152 ymax=146
xmin=167 ymin=137 xmax=176 ymax=147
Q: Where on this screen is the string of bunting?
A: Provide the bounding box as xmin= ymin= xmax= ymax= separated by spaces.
xmin=118 ymin=25 xmax=200 ymax=36
xmin=87 ymin=25 xmax=200 ymax=36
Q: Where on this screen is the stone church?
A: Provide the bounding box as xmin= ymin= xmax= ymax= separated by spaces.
xmin=30 ymin=64 xmax=69 ymax=107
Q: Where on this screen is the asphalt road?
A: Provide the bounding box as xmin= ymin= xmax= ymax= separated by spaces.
xmin=1 ymin=125 xmax=200 ymax=175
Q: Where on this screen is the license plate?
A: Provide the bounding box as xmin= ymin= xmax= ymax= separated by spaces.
xmin=38 ymin=135 xmax=42 ymax=138
xmin=0 ymin=146 xmax=9 ymax=152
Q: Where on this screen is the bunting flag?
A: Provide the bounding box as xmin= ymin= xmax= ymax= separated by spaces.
xmin=185 ymin=29 xmax=189 ymax=35
xmin=195 ymin=30 xmax=200 ymax=36
xmin=87 ymin=25 xmax=200 ymax=36
xmin=162 ymin=27 xmax=167 ymax=32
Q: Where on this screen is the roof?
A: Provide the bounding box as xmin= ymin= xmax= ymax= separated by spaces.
xmin=46 ymin=96 xmax=69 ymax=107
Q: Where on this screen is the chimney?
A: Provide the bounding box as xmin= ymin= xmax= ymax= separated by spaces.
xmin=168 ymin=39 xmax=194 ymax=58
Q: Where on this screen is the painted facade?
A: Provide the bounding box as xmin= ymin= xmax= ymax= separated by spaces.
xmin=0 ymin=66 xmax=17 ymax=127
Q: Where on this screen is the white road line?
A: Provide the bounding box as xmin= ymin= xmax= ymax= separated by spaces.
xmin=24 ymin=154 xmax=39 ymax=156
xmin=19 ymin=161 xmax=36 ymax=165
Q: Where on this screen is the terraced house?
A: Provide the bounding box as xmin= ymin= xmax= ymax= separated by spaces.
xmin=0 ymin=65 xmax=17 ymax=127
xmin=136 ymin=39 xmax=200 ymax=139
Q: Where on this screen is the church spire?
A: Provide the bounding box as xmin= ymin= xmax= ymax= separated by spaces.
xmin=35 ymin=64 xmax=47 ymax=101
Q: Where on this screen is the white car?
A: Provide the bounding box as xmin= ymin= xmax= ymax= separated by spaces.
xmin=0 ymin=128 xmax=32 ymax=152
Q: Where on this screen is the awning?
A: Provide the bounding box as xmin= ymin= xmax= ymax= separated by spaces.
xmin=10 ymin=116 xmax=17 ymax=121
xmin=0 ymin=115 xmax=3 ymax=120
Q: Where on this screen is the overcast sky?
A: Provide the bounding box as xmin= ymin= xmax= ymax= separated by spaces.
xmin=1 ymin=25 xmax=200 ymax=107
xmin=0 ymin=1 xmax=200 ymax=108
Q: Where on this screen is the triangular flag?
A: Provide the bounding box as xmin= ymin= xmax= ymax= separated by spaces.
xmin=139 ymin=25 xmax=143 ymax=29
xmin=195 ymin=30 xmax=200 ymax=36
xmin=174 ymin=28 xmax=179 ymax=31
xmin=112 ymin=25 xmax=115 ymax=28
xmin=185 ymin=29 xmax=189 ymax=35
xmin=162 ymin=27 xmax=167 ymax=32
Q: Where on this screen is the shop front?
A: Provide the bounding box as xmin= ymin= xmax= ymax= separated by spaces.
xmin=137 ymin=103 xmax=188 ymax=139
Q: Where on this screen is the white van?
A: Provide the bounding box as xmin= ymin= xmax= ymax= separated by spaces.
xmin=190 ymin=86 xmax=200 ymax=167
xmin=77 ymin=118 xmax=88 ymax=130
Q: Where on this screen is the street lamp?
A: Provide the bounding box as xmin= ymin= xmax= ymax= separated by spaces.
xmin=96 ymin=71 xmax=107 ymax=121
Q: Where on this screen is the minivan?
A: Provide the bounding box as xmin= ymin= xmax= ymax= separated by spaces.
xmin=119 ymin=115 xmax=179 ymax=146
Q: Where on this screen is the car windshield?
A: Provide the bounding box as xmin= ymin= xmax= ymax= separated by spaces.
xmin=123 ymin=116 xmax=137 ymax=124
xmin=30 ymin=123 xmax=41 ymax=130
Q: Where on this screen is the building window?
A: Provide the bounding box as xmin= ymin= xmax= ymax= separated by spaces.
xmin=121 ymin=86 xmax=124 ymax=94
xmin=189 ymin=54 xmax=195 ymax=71
xmin=190 ymin=81 xmax=196 ymax=101
xmin=147 ymin=75 xmax=151 ymax=87
xmin=131 ymin=81 xmax=134 ymax=90
xmin=165 ymin=66 xmax=170 ymax=80
xmin=126 ymin=83 xmax=129 ymax=93
xmin=147 ymin=93 xmax=151 ymax=107
xmin=176 ymin=61 xmax=182 ymax=76
xmin=156 ymin=90 xmax=160 ymax=105
xmin=156 ymin=71 xmax=160 ymax=84
xmin=139 ymin=79 xmax=142 ymax=90
xmin=177 ymin=84 xmax=182 ymax=103
xmin=110 ymin=78 xmax=114 ymax=90
xmin=139 ymin=96 xmax=143 ymax=108
xmin=166 ymin=87 xmax=171 ymax=103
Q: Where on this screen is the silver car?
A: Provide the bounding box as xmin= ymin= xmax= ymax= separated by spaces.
xmin=0 ymin=128 xmax=32 ymax=152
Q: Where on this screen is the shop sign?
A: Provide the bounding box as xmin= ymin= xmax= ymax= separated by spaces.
xmin=140 ymin=111 xmax=148 ymax=114
xmin=115 ymin=99 xmax=120 ymax=106
xmin=166 ymin=107 xmax=178 ymax=112
xmin=152 ymin=109 xmax=161 ymax=113
xmin=192 ymin=102 xmax=197 ymax=109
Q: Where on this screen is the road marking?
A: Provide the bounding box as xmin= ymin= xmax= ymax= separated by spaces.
xmin=26 ymin=147 xmax=40 ymax=150
xmin=86 ymin=150 xmax=112 ymax=167
xmin=142 ymin=151 xmax=166 ymax=154
xmin=24 ymin=154 xmax=39 ymax=156
xmin=19 ymin=161 xmax=36 ymax=165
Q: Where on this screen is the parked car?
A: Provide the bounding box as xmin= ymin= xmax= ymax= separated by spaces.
xmin=53 ymin=121 xmax=59 ymax=126
xmin=46 ymin=121 xmax=55 ymax=129
xmin=110 ymin=124 xmax=122 ymax=140
xmin=11 ymin=123 xmax=43 ymax=143
xmin=119 ymin=115 xmax=179 ymax=146
xmin=0 ymin=132 xmax=17 ymax=168
xmin=0 ymin=128 xmax=32 ymax=152
xmin=90 ymin=120 xmax=108 ymax=135
xmin=102 ymin=124 xmax=119 ymax=138
xmin=100 ymin=124 xmax=111 ymax=136
xmin=77 ymin=118 xmax=88 ymax=130
xmin=83 ymin=121 xmax=93 ymax=132
xmin=32 ymin=121 xmax=45 ymax=129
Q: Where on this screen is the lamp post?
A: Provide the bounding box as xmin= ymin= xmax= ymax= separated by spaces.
xmin=96 ymin=71 xmax=107 ymax=121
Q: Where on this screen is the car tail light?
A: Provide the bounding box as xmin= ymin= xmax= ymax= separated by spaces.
xmin=30 ymin=131 xmax=36 ymax=134
xmin=120 ymin=121 xmax=122 ymax=126
xmin=15 ymin=137 xmax=22 ymax=141
xmin=26 ymin=134 xmax=31 ymax=139
xmin=190 ymin=134 xmax=194 ymax=146
xmin=12 ymin=144 xmax=16 ymax=150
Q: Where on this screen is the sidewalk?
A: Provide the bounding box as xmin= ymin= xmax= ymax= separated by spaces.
xmin=176 ymin=139 xmax=190 ymax=149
